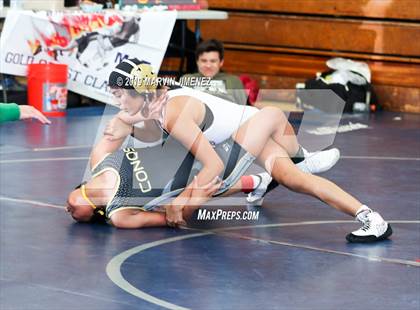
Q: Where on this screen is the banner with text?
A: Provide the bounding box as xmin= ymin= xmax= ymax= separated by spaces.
xmin=0 ymin=10 xmax=176 ymax=104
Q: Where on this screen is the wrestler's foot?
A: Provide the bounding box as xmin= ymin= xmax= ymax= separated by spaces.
xmin=296 ymin=148 xmax=340 ymax=174
xmin=346 ymin=208 xmax=392 ymax=243
xmin=246 ymin=172 xmax=272 ymax=204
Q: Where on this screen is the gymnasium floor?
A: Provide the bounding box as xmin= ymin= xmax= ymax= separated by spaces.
xmin=0 ymin=106 xmax=419 ymax=310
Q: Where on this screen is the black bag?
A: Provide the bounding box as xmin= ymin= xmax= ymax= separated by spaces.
xmin=297 ymin=70 xmax=378 ymax=113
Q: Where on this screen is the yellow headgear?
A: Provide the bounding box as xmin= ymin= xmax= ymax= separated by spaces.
xmin=130 ymin=63 xmax=158 ymax=94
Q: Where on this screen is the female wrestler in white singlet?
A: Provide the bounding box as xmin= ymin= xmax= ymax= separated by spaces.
xmin=66 ymin=58 xmax=392 ymax=243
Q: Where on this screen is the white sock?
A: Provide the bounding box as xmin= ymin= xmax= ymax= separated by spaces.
xmin=250 ymin=175 xmax=261 ymax=189
xmin=355 ymin=205 xmax=372 ymax=222
xmin=301 ymin=147 xmax=309 ymax=157
xmin=250 ymin=172 xmax=271 ymax=189
xmin=259 ymin=172 xmax=272 ymax=185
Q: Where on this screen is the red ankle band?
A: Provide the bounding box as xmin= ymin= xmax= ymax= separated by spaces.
xmin=241 ymin=176 xmax=254 ymax=193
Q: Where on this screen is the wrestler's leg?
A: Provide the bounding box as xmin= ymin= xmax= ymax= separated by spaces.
xmin=260 ymin=107 xmax=301 ymax=157
xmin=257 ymin=138 xmax=360 ymax=216
xmin=233 ymin=107 xmax=340 ymax=197
xmin=220 ymin=137 xmax=359 ymax=215
xmin=219 ymin=107 xmax=327 ymax=197
xmin=232 ymin=112 xmax=361 ymax=215
xmin=237 ymin=136 xmax=391 ymax=243
xmin=219 ymin=181 xmax=242 ymax=196
xmin=204 ymin=109 xmax=289 ymax=197
xmin=239 ymin=106 xmax=300 ymax=157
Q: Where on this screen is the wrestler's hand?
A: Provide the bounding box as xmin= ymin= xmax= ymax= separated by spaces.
xmin=187 ymin=176 xmax=222 ymax=207
xmin=104 ymin=116 xmax=133 ymax=141
xmin=181 ymin=176 xmax=221 ymax=220
xmin=117 ymin=89 xmax=168 ymax=124
xmin=165 ymin=203 xmax=186 ymax=228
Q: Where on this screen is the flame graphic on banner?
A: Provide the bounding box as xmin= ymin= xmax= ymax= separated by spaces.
xmin=27 ymin=13 xmax=124 ymax=56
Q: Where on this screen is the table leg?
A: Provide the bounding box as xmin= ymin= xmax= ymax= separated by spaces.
xmin=177 ymin=19 xmax=186 ymax=78
xmin=195 ymin=20 xmax=201 ymax=44
xmin=0 ymin=73 xmax=7 ymax=103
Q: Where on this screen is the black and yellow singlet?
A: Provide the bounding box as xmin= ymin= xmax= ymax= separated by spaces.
xmin=90 ymin=136 xmax=255 ymax=219
xmin=91 ymin=138 xmax=195 ymax=219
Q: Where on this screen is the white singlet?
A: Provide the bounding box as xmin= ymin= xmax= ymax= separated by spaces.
xmin=166 ymin=87 xmax=259 ymax=144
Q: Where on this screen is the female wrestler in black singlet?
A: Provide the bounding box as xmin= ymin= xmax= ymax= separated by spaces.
xmin=67 ymin=136 xmax=254 ymax=228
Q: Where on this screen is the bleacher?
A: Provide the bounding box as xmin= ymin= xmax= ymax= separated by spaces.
xmin=163 ymin=0 xmax=420 ymax=112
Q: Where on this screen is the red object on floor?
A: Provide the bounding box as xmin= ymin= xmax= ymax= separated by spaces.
xmin=239 ymin=74 xmax=260 ymax=105
xmin=27 ymin=63 xmax=68 ymax=117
